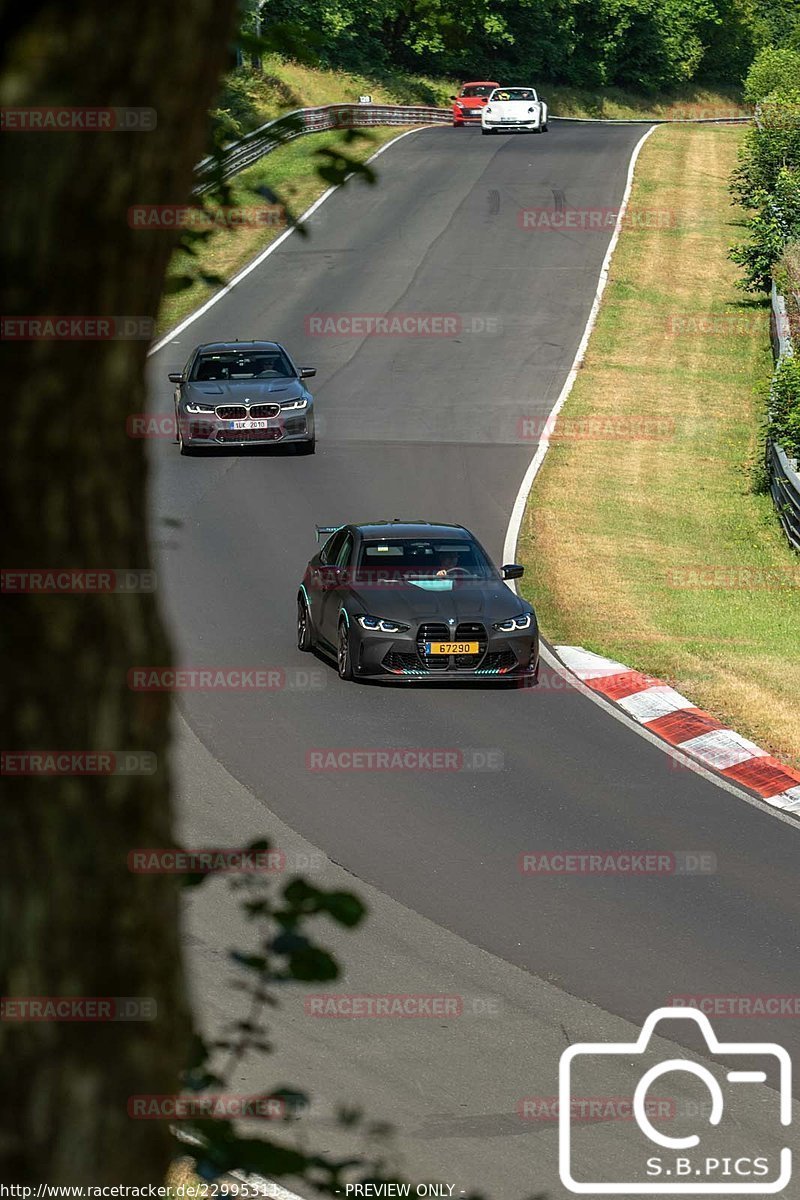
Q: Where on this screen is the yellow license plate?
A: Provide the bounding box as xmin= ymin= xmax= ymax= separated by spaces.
xmin=425 ymin=641 xmax=479 ymax=655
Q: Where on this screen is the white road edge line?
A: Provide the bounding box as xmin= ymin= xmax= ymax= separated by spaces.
xmin=148 ymin=127 xmax=429 ymax=358
xmin=500 ymin=123 xmax=799 ymax=831
xmin=163 ymin=127 xmax=435 ymax=1200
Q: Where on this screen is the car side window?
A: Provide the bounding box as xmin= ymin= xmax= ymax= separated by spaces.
xmin=320 ymin=530 xmax=347 ymax=565
xmin=335 ymin=533 xmax=354 ymax=570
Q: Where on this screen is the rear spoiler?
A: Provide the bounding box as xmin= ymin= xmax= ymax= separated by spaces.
xmin=315 ymin=525 xmax=339 ymax=542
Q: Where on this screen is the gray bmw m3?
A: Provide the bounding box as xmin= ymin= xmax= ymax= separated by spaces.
xmin=297 ymin=521 xmax=539 ymax=683
xmin=169 ymin=340 xmax=316 ymax=455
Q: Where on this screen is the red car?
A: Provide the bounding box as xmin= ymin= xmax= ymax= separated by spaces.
xmin=451 ymin=81 xmax=500 ymax=126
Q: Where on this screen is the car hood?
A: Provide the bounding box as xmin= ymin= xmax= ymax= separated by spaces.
xmin=348 ymin=580 xmax=531 ymax=625
xmin=184 ymin=380 xmax=306 ymax=403
xmin=485 ymin=100 xmax=541 ymax=116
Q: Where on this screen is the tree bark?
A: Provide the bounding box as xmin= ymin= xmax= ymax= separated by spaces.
xmin=0 ymin=0 xmax=239 ymax=1182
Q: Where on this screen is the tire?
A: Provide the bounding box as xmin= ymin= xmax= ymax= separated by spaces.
xmin=294 ymin=437 xmax=316 ymax=456
xmin=481 ymin=128 xmax=491 ymax=135
xmin=337 ymin=619 xmax=353 ymax=681
xmin=542 ymin=123 xmax=549 ymax=132
xmin=176 ymin=410 xmax=192 ymax=456
xmin=297 ymin=594 xmax=314 ymax=652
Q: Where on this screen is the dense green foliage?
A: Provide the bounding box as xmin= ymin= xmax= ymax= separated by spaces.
xmin=730 ymin=163 xmax=800 ymax=291
xmin=768 ymin=354 xmax=800 ymax=460
xmin=742 ymin=45 xmax=800 ymax=102
xmin=730 ymin=47 xmax=800 ymax=295
xmin=258 ymin=0 xmax=800 ymax=91
xmin=729 ymin=45 xmax=800 ymax=469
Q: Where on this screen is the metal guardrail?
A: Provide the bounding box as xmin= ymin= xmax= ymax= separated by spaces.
xmin=768 ymin=441 xmax=800 ymax=551
xmin=193 ymin=103 xmax=757 ymax=192
xmin=768 ymin=283 xmax=799 ymax=551
xmin=771 ymin=283 xmax=795 ymax=359
xmin=193 ymin=103 xmax=451 ymax=192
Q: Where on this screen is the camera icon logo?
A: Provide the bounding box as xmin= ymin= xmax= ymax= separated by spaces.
xmin=559 ymin=1007 xmax=792 ymax=1194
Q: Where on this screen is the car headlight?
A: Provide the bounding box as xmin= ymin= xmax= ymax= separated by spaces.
xmin=455 ymin=102 xmax=465 ymax=109
xmin=280 ymin=397 xmax=308 ymax=410
xmin=185 ymin=402 xmax=215 ymax=413
xmin=356 ymin=615 xmax=410 ymax=633
xmin=493 ymin=612 xmax=533 ymax=632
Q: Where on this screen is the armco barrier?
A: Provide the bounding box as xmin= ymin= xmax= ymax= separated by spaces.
xmin=768 ymin=442 xmax=800 ymax=551
xmin=192 ymin=104 xmax=753 ymax=193
xmin=768 ymin=284 xmax=800 ymax=551
xmin=193 ymin=103 xmax=451 ymax=193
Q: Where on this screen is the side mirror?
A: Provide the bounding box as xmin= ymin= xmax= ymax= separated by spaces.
xmin=168 ymin=373 xmax=183 ymax=384
xmin=449 ymin=95 xmax=457 ymax=101
xmin=299 ymin=366 xmax=316 ymax=379
xmin=502 ymin=564 xmax=524 ymax=580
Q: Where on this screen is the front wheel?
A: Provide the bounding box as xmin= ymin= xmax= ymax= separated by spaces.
xmin=176 ymin=411 xmax=192 ymax=456
xmin=297 ymin=595 xmax=314 ymax=651
xmin=481 ymin=128 xmax=491 ymax=136
xmin=337 ymin=620 xmax=353 ymax=681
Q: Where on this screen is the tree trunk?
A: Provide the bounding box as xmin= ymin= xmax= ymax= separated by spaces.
xmin=0 ymin=0 xmax=239 ymax=1182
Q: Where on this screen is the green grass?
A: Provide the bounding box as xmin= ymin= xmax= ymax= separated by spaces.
xmin=215 ymin=57 xmax=457 ymax=136
xmin=545 ymin=81 xmax=747 ymax=121
xmin=517 ymin=124 xmax=800 ymax=762
xmin=157 ymin=125 xmax=411 ymax=335
xmin=217 ymin=58 xmax=747 ymax=130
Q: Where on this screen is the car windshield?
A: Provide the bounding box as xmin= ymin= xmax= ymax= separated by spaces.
xmin=357 ymin=538 xmax=496 ymax=580
xmin=491 ymin=88 xmax=536 ymax=101
xmin=461 ymin=85 xmax=495 ymax=98
xmin=190 ymin=350 xmax=295 ymax=382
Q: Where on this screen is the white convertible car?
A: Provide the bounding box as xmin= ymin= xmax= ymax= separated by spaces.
xmin=481 ymin=87 xmax=549 ymax=134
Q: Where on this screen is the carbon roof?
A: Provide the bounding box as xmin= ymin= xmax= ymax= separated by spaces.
xmin=196 ymin=341 xmax=283 ymax=353
xmin=354 ymin=522 xmax=470 ymax=539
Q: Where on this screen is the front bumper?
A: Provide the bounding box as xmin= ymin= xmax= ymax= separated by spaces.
xmin=179 ymin=410 xmax=314 ymax=448
xmin=482 ymin=119 xmax=541 ymax=131
xmin=350 ymin=622 xmax=539 ymax=682
xmin=453 ymin=108 xmax=484 ymax=122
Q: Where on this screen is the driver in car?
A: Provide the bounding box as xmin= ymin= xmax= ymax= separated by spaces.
xmin=436 ymin=552 xmax=460 ymax=577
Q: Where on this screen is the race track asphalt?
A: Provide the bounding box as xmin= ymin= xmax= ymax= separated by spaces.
xmin=147 ymin=123 xmax=800 ymax=1083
